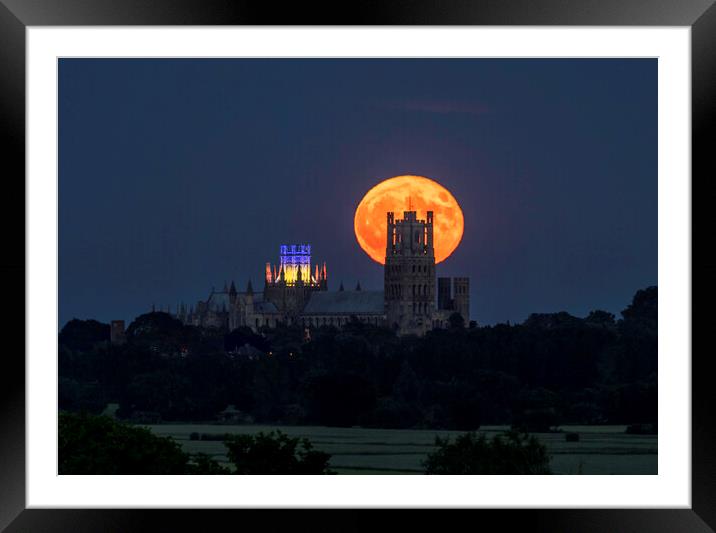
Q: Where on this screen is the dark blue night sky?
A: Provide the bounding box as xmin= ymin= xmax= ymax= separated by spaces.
xmin=59 ymin=58 xmax=657 ymax=328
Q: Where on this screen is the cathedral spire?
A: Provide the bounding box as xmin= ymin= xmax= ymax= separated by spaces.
xmin=229 ymin=280 xmax=237 ymax=295
xmin=355 ymin=281 xmax=362 ymax=291
xmin=246 ymin=279 xmax=254 ymax=294
xmin=339 ymin=281 xmax=344 ymax=291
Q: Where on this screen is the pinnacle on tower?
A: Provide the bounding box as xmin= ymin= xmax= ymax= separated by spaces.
xmin=355 ymin=281 xmax=362 ymax=291
xmin=246 ymin=279 xmax=254 ymax=294
xmin=229 ymin=281 xmax=237 ymax=294
xmin=339 ymin=281 xmax=344 ymax=291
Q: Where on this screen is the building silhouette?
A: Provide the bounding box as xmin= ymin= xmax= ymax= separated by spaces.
xmin=173 ymin=211 xmax=469 ymax=335
xmin=385 ymin=210 xmax=436 ymax=335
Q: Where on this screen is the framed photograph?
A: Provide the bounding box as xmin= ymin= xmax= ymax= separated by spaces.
xmin=2 ymin=0 xmax=713 ymax=530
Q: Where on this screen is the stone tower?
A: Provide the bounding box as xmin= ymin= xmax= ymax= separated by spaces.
xmin=384 ymin=210 xmax=436 ymax=335
xmin=437 ymin=277 xmax=452 ymax=311
xmin=263 ymin=244 xmax=326 ymax=321
xmin=452 ymin=277 xmax=470 ymax=324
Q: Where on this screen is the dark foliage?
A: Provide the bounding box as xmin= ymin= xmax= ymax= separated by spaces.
xmin=59 ymin=319 xmax=110 ymax=352
xmin=58 ymin=287 xmax=657 ymax=430
xmin=58 ymin=412 xmax=226 ymax=474
xmin=224 ymin=431 xmax=333 ymax=474
xmin=423 ymin=431 xmax=551 ymax=474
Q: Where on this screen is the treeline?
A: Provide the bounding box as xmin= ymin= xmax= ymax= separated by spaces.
xmin=59 ymin=286 xmax=657 ymax=430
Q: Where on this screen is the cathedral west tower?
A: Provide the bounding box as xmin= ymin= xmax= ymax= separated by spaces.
xmin=384 ymin=210 xmax=436 ymax=335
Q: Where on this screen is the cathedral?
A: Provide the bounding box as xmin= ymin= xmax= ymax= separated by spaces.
xmin=173 ymin=211 xmax=469 ymax=336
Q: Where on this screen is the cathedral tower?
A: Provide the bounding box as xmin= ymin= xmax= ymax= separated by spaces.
xmin=452 ymin=277 xmax=470 ymax=324
xmin=384 ymin=210 xmax=436 ymax=335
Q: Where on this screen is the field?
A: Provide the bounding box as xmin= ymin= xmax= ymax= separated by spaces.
xmin=147 ymin=424 xmax=657 ymax=474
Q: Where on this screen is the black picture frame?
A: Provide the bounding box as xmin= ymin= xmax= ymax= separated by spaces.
xmin=1 ymin=0 xmax=713 ymax=530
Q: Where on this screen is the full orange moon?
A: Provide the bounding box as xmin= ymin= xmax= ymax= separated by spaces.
xmin=354 ymin=175 xmax=464 ymax=265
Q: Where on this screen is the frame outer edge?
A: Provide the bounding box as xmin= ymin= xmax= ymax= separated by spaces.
xmin=0 ymin=0 xmax=27 ymax=531
xmin=2 ymin=0 xmax=714 ymax=530
xmin=692 ymin=1 xmax=716 ymax=531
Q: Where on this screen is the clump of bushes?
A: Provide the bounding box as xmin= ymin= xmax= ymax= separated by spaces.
xmin=59 ymin=412 xmax=333 ymax=475
xmin=59 ymin=412 xmax=225 ymax=474
xmin=224 ymin=430 xmax=334 ymax=474
xmin=423 ymin=431 xmax=551 ymax=474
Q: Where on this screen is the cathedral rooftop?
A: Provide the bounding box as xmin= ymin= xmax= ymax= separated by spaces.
xmin=302 ymin=290 xmax=384 ymax=315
